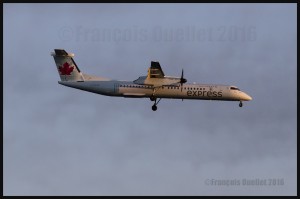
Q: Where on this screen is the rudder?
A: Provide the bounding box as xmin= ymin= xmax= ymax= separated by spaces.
xmin=51 ymin=49 xmax=84 ymax=81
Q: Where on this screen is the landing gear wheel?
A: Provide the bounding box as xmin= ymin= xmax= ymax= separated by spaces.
xmin=152 ymin=105 xmax=157 ymax=111
xmin=239 ymin=101 xmax=243 ymax=107
xmin=150 ymin=95 xmax=156 ymax=101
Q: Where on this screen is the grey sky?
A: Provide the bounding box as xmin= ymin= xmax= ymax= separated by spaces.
xmin=3 ymin=3 xmax=297 ymax=196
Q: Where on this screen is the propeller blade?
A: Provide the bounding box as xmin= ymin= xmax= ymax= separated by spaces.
xmin=181 ymin=69 xmax=184 ymax=79
xmin=180 ymin=69 xmax=187 ymax=92
xmin=180 ymin=69 xmax=187 ymax=84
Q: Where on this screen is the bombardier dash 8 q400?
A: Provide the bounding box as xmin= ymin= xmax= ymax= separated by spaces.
xmin=52 ymin=49 xmax=252 ymax=111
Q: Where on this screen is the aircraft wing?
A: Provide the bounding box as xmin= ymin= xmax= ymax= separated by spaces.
xmin=148 ymin=61 xmax=165 ymax=78
xmin=134 ymin=61 xmax=183 ymax=86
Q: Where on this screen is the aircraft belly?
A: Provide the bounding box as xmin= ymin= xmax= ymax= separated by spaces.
xmin=119 ymin=88 xmax=152 ymax=98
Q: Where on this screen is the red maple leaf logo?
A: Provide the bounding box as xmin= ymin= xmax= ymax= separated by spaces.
xmin=58 ymin=62 xmax=74 ymax=75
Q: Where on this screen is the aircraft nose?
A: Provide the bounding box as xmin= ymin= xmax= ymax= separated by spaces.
xmin=242 ymin=92 xmax=252 ymax=101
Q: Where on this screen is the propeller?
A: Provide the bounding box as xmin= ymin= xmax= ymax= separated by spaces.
xmin=180 ymin=69 xmax=187 ymax=91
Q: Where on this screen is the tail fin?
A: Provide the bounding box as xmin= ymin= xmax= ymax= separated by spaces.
xmin=51 ymin=49 xmax=84 ymax=81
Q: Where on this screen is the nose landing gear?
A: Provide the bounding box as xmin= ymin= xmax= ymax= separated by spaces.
xmin=239 ymin=101 xmax=243 ymax=107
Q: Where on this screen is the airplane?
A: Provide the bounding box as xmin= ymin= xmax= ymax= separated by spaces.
xmin=51 ymin=49 xmax=252 ymax=111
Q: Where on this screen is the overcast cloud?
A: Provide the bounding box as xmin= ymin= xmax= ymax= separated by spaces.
xmin=3 ymin=3 xmax=297 ymax=196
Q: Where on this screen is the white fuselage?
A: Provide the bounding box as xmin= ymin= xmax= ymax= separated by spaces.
xmin=59 ymin=80 xmax=252 ymax=102
xmin=51 ymin=49 xmax=252 ymax=111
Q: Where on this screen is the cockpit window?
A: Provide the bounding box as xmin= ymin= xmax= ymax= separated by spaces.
xmin=230 ymin=86 xmax=240 ymax=91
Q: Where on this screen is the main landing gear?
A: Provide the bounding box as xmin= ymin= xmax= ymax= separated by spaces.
xmin=150 ymin=95 xmax=156 ymax=101
xmin=151 ymin=98 xmax=161 ymax=111
xmin=239 ymin=101 xmax=243 ymax=107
